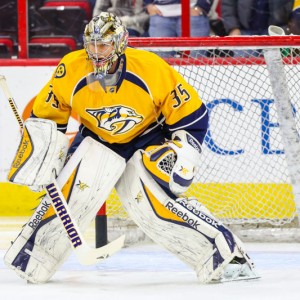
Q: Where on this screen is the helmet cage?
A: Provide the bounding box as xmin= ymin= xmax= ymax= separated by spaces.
xmin=84 ymin=40 xmax=116 ymax=76
xmin=83 ymin=13 xmax=128 ymax=76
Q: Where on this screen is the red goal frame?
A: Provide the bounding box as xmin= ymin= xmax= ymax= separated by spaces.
xmin=2 ymin=35 xmax=300 ymax=66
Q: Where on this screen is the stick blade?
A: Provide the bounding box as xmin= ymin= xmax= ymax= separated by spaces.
xmin=75 ymin=235 xmax=126 ymax=265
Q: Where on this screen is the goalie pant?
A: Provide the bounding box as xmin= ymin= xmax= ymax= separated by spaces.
xmin=116 ymin=150 xmax=256 ymax=283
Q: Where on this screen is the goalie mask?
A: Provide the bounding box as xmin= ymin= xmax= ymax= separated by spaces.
xmin=83 ymin=12 xmax=129 ymax=77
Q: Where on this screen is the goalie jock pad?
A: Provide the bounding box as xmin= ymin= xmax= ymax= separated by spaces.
xmin=116 ymin=150 xmax=258 ymax=283
xmin=4 ymin=137 xmax=126 ymax=283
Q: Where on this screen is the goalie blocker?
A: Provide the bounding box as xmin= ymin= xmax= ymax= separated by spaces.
xmin=116 ymin=149 xmax=259 ymax=283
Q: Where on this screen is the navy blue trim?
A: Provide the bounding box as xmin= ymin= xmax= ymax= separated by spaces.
xmin=56 ymin=124 xmax=68 ymax=133
xmin=73 ymin=74 xmax=98 ymax=96
xmin=124 ymin=72 xmax=150 ymax=95
xmin=172 ymin=173 xmax=194 ymax=187
xmin=167 ymin=104 xmax=208 ymax=144
xmin=150 ymin=146 xmax=172 ymax=161
xmin=116 ymin=54 xmax=126 ymax=92
xmin=12 ymin=213 xmax=56 ymax=272
xmin=222 ymin=229 xmax=235 ymax=253
xmin=73 ymin=77 xmax=88 ymax=96
xmin=213 ymin=247 xmax=225 ymax=270
xmin=168 ymin=103 xmax=208 ymax=131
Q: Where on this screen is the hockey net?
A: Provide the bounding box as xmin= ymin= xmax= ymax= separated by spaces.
xmin=102 ymin=35 xmax=300 ymax=242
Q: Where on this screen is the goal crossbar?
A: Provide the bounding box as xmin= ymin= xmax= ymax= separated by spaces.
xmin=128 ymin=36 xmax=300 ymax=48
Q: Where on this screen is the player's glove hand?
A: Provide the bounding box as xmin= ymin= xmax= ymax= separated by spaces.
xmin=142 ymin=130 xmax=202 ymax=196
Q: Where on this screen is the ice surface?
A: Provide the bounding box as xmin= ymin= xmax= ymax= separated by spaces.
xmin=1 ymin=219 xmax=300 ymax=300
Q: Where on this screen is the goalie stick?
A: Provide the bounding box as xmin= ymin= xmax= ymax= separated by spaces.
xmin=0 ymin=75 xmax=24 ymax=129
xmin=0 ymin=74 xmax=125 ymax=265
xmin=45 ymin=178 xmax=125 ymax=265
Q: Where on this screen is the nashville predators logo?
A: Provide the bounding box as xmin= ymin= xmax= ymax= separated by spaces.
xmin=86 ymin=105 xmax=143 ymax=134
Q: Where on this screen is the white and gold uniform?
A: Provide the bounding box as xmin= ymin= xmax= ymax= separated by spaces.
xmin=32 ymin=47 xmax=208 ymax=159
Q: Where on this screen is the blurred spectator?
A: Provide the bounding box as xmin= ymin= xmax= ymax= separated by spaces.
xmin=208 ymin=0 xmax=227 ymax=36
xmin=0 ymin=1 xmax=17 ymax=39
xmin=28 ymin=0 xmax=93 ymax=44
xmin=28 ymin=0 xmax=53 ymax=37
xmin=89 ymin=0 xmax=97 ymax=10
xmin=222 ymin=0 xmax=295 ymax=36
xmin=221 ymin=0 xmax=298 ymax=57
xmin=206 ymin=0 xmax=234 ymax=57
xmin=93 ymin=0 xmax=149 ymax=37
xmin=144 ymin=0 xmax=213 ymax=57
xmin=289 ymin=0 xmax=300 ymax=35
xmin=0 ymin=1 xmax=17 ymax=58
xmin=145 ymin=1 xmax=212 ymax=37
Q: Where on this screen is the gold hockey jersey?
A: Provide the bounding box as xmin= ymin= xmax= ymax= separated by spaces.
xmin=32 ymin=47 xmax=207 ymax=145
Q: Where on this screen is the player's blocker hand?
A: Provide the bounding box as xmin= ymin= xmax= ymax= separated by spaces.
xmin=142 ymin=130 xmax=202 ymax=196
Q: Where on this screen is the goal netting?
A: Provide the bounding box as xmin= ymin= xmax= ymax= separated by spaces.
xmin=100 ymin=33 xmax=300 ymax=243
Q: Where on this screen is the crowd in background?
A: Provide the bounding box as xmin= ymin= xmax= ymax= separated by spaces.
xmin=1 ymin=0 xmax=300 ymax=58
xmin=92 ymin=0 xmax=300 ymax=37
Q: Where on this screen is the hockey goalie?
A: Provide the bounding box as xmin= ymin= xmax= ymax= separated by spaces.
xmin=4 ymin=12 xmax=259 ymax=284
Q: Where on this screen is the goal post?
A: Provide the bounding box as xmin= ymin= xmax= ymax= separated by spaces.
xmin=264 ymin=48 xmax=300 ymax=221
xmin=97 ymin=34 xmax=300 ymax=244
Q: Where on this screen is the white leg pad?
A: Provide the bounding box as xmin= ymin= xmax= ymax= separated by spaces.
xmin=116 ymin=150 xmax=258 ymax=283
xmin=4 ymin=137 xmax=126 ymax=283
xmin=4 ymin=215 xmax=72 ymax=283
xmin=116 ymin=152 xmax=215 ymax=271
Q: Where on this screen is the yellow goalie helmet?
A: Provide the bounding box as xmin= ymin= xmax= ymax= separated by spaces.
xmin=83 ymin=12 xmax=129 ymax=77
